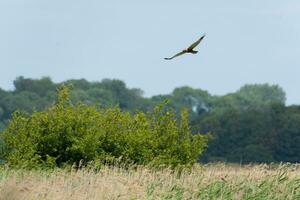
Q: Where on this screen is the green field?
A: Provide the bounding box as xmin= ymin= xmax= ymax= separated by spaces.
xmin=1 ymin=164 xmax=300 ymax=200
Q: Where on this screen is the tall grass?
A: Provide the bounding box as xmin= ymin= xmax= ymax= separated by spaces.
xmin=1 ymin=164 xmax=300 ymax=200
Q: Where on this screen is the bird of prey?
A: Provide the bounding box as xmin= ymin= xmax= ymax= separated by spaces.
xmin=164 ymin=34 xmax=206 ymax=60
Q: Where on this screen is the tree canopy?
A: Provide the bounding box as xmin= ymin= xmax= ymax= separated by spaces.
xmin=1 ymin=76 xmax=300 ymax=164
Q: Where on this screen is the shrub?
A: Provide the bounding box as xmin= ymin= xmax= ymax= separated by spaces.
xmin=1 ymin=85 xmax=209 ymax=169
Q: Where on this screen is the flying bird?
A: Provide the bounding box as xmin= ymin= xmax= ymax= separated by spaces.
xmin=164 ymin=34 xmax=206 ymax=60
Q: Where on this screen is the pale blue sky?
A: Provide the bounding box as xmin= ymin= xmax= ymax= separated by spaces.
xmin=0 ymin=1 xmax=299 ymax=104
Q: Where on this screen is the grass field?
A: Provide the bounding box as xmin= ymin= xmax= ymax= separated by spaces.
xmin=1 ymin=164 xmax=300 ymax=200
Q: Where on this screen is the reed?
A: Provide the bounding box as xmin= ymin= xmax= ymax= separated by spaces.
xmin=1 ymin=163 xmax=300 ymax=200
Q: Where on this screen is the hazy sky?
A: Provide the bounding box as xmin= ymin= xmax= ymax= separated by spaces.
xmin=0 ymin=1 xmax=299 ymax=104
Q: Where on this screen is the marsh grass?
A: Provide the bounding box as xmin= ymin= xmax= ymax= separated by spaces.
xmin=1 ymin=163 xmax=300 ymax=200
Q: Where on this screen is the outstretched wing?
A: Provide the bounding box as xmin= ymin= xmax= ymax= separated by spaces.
xmin=187 ymin=34 xmax=205 ymax=51
xmin=164 ymin=51 xmax=186 ymax=60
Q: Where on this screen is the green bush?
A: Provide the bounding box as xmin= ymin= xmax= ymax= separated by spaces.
xmin=0 ymin=85 xmax=209 ymax=169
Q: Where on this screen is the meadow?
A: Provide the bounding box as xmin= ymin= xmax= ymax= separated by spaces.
xmin=1 ymin=163 xmax=300 ymax=200
xmin=1 ymin=86 xmax=300 ymax=200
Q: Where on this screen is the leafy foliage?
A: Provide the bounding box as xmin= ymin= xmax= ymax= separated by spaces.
xmin=1 ymin=76 xmax=300 ymax=164
xmin=1 ymin=85 xmax=209 ymax=168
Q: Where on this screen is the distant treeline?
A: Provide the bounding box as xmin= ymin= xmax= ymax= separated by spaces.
xmin=0 ymin=76 xmax=299 ymax=163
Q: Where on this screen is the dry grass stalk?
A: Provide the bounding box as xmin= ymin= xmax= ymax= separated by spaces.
xmin=1 ymin=163 xmax=300 ymax=200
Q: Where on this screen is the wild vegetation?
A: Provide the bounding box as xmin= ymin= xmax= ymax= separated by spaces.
xmin=0 ymin=76 xmax=300 ymax=164
xmin=0 ymin=77 xmax=299 ymax=199
xmin=1 ymin=85 xmax=209 ymax=169
xmin=1 ymin=164 xmax=300 ymax=200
